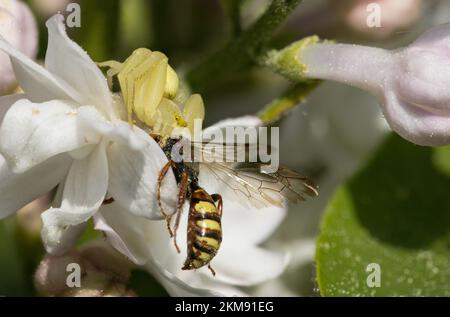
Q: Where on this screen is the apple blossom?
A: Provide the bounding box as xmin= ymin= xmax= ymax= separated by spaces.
xmin=0 ymin=14 xmax=178 ymax=254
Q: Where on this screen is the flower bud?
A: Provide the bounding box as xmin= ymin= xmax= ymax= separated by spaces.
xmin=31 ymin=0 xmax=71 ymax=16
xmin=34 ymin=250 xmax=86 ymax=296
xmin=34 ymin=242 xmax=136 ymax=297
xmin=0 ymin=0 xmax=38 ymax=95
xmin=267 ymin=24 xmax=450 ymax=146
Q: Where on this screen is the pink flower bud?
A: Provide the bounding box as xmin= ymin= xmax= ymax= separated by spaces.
xmin=34 ymin=243 xmax=135 ymax=297
xmin=0 ymin=0 xmax=38 ymax=95
xmin=31 ymin=0 xmax=72 ymax=16
xmin=34 ymin=251 xmax=85 ymax=296
xmin=297 ymin=25 xmax=450 ymax=146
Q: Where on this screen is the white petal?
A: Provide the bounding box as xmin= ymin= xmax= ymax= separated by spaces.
xmin=42 ymin=178 xmax=87 ymax=255
xmin=145 ymin=258 xmax=224 ymax=297
xmin=92 ymin=203 xmax=222 ymax=296
xmin=0 ymin=93 xmax=26 ymax=124
xmin=43 ymin=223 xmax=87 ymax=256
xmin=212 ymin=245 xmax=288 ymax=286
xmin=0 ymin=153 xmax=71 ymax=220
xmin=45 ymin=15 xmax=113 ymax=117
xmin=202 ymin=115 xmax=262 ymax=136
xmin=221 ymin=202 xmax=286 ymax=245
xmin=0 ymin=99 xmax=104 ymax=172
xmin=142 ymin=200 xmax=286 ymax=287
xmin=41 ymin=143 xmax=108 ymax=248
xmin=0 ymin=34 xmax=80 ymax=103
xmin=184 ymin=280 xmax=248 ymax=297
xmin=107 ymin=129 xmax=178 ymax=220
xmin=78 ymin=108 xmax=146 ymax=150
xmin=94 ymin=204 xmax=151 ymax=265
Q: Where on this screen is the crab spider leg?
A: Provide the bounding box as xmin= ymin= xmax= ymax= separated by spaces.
xmin=97 ymin=60 xmax=124 ymax=89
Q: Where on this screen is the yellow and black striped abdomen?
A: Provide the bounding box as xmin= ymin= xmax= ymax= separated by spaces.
xmin=182 ymin=188 xmax=222 ymax=271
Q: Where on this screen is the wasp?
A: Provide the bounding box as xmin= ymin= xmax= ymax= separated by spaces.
xmin=153 ymin=136 xmax=223 ymax=275
xmin=100 ymin=49 xmax=319 ymax=276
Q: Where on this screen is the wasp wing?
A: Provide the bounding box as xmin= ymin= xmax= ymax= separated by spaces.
xmin=199 ymin=161 xmax=318 ymax=209
xmin=188 ymin=141 xmax=263 ymax=164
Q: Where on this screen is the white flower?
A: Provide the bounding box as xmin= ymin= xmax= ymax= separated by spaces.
xmin=0 ymin=15 xmax=288 ymax=296
xmin=0 ymin=0 xmax=38 ymax=94
xmin=267 ymin=24 xmax=450 ymax=146
xmin=0 ymin=14 xmax=178 ymax=255
xmin=96 ymin=116 xmax=289 ymax=296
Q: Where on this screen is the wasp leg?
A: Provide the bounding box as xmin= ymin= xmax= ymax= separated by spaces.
xmin=172 ymin=170 xmax=189 ymax=254
xmin=102 ymin=197 xmax=115 ymax=205
xmin=208 ymin=264 xmax=216 ymax=276
xmin=157 ymin=160 xmax=176 ymax=237
xmin=211 ymin=194 xmax=223 ymax=217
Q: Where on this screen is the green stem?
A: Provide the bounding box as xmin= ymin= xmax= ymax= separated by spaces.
xmin=258 ymin=81 xmax=320 ymax=125
xmin=186 ymin=0 xmax=303 ymax=92
xmin=221 ymin=0 xmax=243 ymax=37
xmin=258 ymin=35 xmax=321 ymax=81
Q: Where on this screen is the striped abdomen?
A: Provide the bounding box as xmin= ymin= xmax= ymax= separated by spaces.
xmin=182 ymin=188 xmax=222 ymax=271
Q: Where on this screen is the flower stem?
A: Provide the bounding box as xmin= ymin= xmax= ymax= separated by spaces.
xmin=186 ymin=0 xmax=303 ymax=92
xmin=258 ymin=81 xmax=320 ymax=125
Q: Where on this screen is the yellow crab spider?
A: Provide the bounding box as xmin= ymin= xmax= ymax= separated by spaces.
xmin=153 ymin=94 xmax=205 ymax=138
xmin=98 ymin=48 xmax=179 ymax=125
xmin=99 ymin=48 xmax=205 ymax=138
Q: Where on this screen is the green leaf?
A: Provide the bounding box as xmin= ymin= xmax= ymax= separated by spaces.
xmin=316 ymin=134 xmax=450 ymax=296
xmin=0 ymin=219 xmax=28 ymax=296
xmin=129 ymin=270 xmax=169 ymax=297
